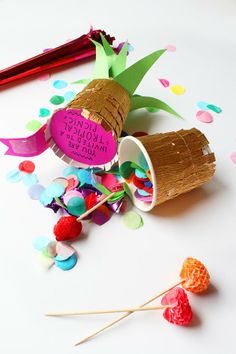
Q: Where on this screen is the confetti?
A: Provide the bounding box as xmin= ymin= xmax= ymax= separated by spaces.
xmin=158 ymin=78 xmax=170 ymax=87
xmin=55 ymin=253 xmax=77 ymax=271
xmin=67 ymin=197 xmax=86 ymax=216
xmin=33 ymin=236 xmax=51 ymax=251
xmin=161 ymin=287 xmax=193 ymax=325
xmin=18 ymin=160 xmax=35 ymax=173
xmin=165 ymin=44 xmax=176 ymax=52
xmin=92 ymin=205 xmax=111 ymax=225
xmin=27 ymin=184 xmax=45 ymax=200
xmin=230 ymin=152 xmax=236 ymax=164
xmin=170 ymin=85 xmax=186 ymax=95
xmin=196 ymin=110 xmax=214 ymax=123
xmin=39 ymin=108 xmax=51 ymax=117
xmin=63 ymin=190 xmax=83 ymax=205
xmin=64 ymin=91 xmax=77 ymax=101
xmin=197 ymin=101 xmax=210 ymax=110
xmin=122 ymin=210 xmax=143 ymax=229
xmin=207 ymin=104 xmax=222 ymax=113
xmin=46 ymin=183 xmax=65 ymax=197
xmin=25 ymin=120 xmax=42 ymax=132
xmin=53 ymin=80 xmax=68 ymax=89
xmin=55 ymin=242 xmax=76 ymax=261
xmin=6 ymin=169 xmax=22 ymax=183
xmin=50 ymin=95 xmax=65 ymax=105
xmin=22 ymin=173 xmax=38 ymax=186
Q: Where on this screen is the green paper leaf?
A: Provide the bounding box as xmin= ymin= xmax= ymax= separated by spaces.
xmin=100 ymin=33 xmax=116 ymax=57
xmin=91 ymin=39 xmax=109 ymax=79
xmin=100 ymin=33 xmax=116 ymax=69
xmin=94 ymin=182 xmax=111 ymax=195
xmin=110 ymin=41 xmax=128 ymax=77
xmin=71 ymin=78 xmax=91 ymax=85
xmin=130 ymin=95 xmax=182 ymax=118
xmin=114 ymin=49 xmax=166 ymax=95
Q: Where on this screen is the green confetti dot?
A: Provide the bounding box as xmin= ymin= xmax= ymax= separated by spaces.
xmin=26 ymin=120 xmax=42 ymax=132
xmin=122 ymin=210 xmax=144 ymax=229
xmin=119 ymin=161 xmax=134 ymax=179
xmin=39 ymin=108 xmax=51 ymax=117
xmin=67 ymin=197 xmax=86 ymax=216
xmin=207 ymin=104 xmax=222 ymax=113
xmin=50 ymin=95 xmax=65 ymax=105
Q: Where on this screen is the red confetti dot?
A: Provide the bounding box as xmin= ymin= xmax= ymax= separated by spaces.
xmin=18 ymin=160 xmax=35 ymax=173
xmin=85 ymin=193 xmax=97 ymax=210
xmin=53 ymin=216 xmax=82 ymax=241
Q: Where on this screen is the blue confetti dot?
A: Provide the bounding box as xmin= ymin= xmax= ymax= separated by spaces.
xmin=135 ymin=168 xmax=147 ymax=179
xmin=27 ymin=184 xmax=45 ymax=200
xmin=137 ymin=188 xmax=150 ymax=196
xmin=46 ymin=183 xmax=65 ymax=198
xmin=33 ymin=236 xmax=50 ymax=251
xmin=197 ymin=101 xmax=210 ymax=110
xmin=55 ymin=253 xmax=77 ymax=271
xmin=39 ymin=191 xmax=53 ymax=206
xmin=22 ymin=173 xmax=38 ymax=186
xmin=62 ymin=166 xmax=79 ymax=177
xmin=6 ymin=169 xmax=22 ymax=183
xmin=53 ymin=80 xmax=68 ymax=89
xmin=64 ymin=91 xmax=77 ymax=101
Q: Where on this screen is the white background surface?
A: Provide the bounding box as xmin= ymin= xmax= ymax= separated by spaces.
xmin=0 ymin=1 xmax=236 ymax=353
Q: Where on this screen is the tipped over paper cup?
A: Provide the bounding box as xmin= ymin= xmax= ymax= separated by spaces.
xmin=118 ymin=128 xmax=216 ymax=211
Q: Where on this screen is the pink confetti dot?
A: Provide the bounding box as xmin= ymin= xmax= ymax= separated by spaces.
xmin=38 ymin=73 xmax=51 ymax=81
xmin=230 ymin=152 xmax=236 ymax=164
xmin=165 ymin=44 xmax=176 ymax=52
xmin=196 ymin=110 xmax=214 ymax=123
xmin=158 ymin=78 xmax=170 ymax=88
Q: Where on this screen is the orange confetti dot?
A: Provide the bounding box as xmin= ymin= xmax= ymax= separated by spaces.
xmin=180 ymin=257 xmax=210 ymax=293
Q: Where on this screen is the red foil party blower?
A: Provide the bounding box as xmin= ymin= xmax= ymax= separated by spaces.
xmin=0 ymin=28 xmax=115 ymax=87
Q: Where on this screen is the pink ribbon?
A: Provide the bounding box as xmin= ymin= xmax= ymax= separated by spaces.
xmin=0 ymin=124 xmax=49 ymax=157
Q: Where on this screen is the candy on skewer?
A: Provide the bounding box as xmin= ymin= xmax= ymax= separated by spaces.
xmin=74 ymin=257 xmax=209 ymax=345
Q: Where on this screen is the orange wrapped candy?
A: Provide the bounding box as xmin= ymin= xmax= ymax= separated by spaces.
xmin=180 ymin=257 xmax=210 ymax=293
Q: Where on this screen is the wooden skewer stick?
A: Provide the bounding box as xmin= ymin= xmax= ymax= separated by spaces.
xmin=75 ymin=279 xmax=185 ymax=346
xmin=76 ymin=192 xmax=115 ymax=221
xmin=46 ymin=305 xmax=171 ymax=317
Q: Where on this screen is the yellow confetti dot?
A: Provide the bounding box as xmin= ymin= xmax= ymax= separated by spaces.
xmin=170 ymin=85 xmax=186 ymax=95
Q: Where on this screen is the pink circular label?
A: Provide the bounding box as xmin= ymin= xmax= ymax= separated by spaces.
xmin=49 ymin=109 xmax=117 ymax=165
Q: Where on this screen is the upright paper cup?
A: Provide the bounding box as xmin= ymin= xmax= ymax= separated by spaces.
xmin=46 ymin=78 xmax=130 ymax=169
xmin=118 ymin=128 xmax=216 ymax=211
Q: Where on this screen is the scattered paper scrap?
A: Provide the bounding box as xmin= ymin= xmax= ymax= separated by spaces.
xmin=50 ymin=95 xmax=65 ymax=105
xmin=26 ymin=120 xmax=42 ymax=132
xmin=159 ymin=78 xmax=170 ymax=88
xmin=122 ymin=210 xmax=143 ymax=229
xmin=170 ymin=85 xmax=186 ymax=95
xmin=53 ymin=80 xmax=68 ymax=89
xmin=196 ymin=110 xmax=214 ymax=123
